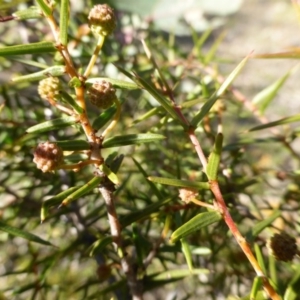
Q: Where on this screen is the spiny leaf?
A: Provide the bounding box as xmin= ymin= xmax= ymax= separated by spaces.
xmin=59 ymin=0 xmax=70 ymax=46
xmin=99 ymin=164 xmax=120 ymax=186
xmin=59 ymin=91 xmax=84 ymax=114
xmin=247 ymin=210 xmax=281 ymax=241
xmin=61 ymin=176 xmax=103 ymax=206
xmin=252 ymin=67 xmax=296 ymax=114
xmin=248 ymin=114 xmax=300 ymax=132
xmin=13 ymin=6 xmax=42 ymax=20
xmin=102 ymin=133 xmax=165 ymax=148
xmin=56 ymin=140 xmax=90 ymax=151
xmin=93 ymin=106 xmax=117 ymax=130
xmin=12 ymin=65 xmax=66 ymax=83
xmin=206 ymin=133 xmax=223 ymax=180
xmin=0 ymin=221 xmax=53 ymax=246
xmin=181 ymin=239 xmax=194 ymax=271
xmin=35 ymin=0 xmax=52 ymax=16
xmin=0 ymin=41 xmax=56 ymax=56
xmin=26 ymin=116 xmax=77 ymax=133
xmin=143 ymin=268 xmax=209 ymax=291
xmin=41 ymin=186 xmax=79 ymax=222
xmin=191 ymin=54 xmax=249 ymax=127
xmin=250 ymin=276 xmax=263 ymax=300
xmin=148 ymin=176 xmax=210 ymax=190
xmin=284 ymin=265 xmax=300 ymax=300
xmin=170 ymin=211 xmax=222 ymax=243
xmin=89 ymin=236 xmax=113 ymax=256
xmin=115 ymin=65 xmax=185 ymax=126
xmin=254 ymin=244 xmax=267 ymax=275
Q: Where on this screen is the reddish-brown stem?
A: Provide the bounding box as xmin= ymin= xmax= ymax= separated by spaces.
xmin=210 ymin=180 xmax=281 ymax=299
xmin=167 ymin=84 xmax=280 ymax=298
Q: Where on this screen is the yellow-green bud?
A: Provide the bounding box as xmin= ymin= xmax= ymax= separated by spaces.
xmin=88 ymin=80 xmax=117 ymax=109
xmin=88 ymin=4 xmax=116 ymax=36
xmin=267 ymin=232 xmax=298 ymax=262
xmin=38 ymin=77 xmax=61 ymax=100
xmin=33 ymin=141 xmax=64 ymax=173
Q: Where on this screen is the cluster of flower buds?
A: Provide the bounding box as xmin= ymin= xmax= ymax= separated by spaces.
xmin=33 ymin=141 xmax=64 ymax=173
xmin=38 ymin=77 xmax=61 ymax=101
xmin=88 ymin=80 xmax=117 ymax=109
xmin=267 ymin=232 xmax=298 ymax=262
xmin=88 ymin=4 xmax=116 ymax=36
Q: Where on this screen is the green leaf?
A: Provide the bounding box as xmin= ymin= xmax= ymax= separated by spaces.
xmin=61 ymin=176 xmax=103 ymax=206
xmin=204 ymin=31 xmax=226 ymax=64
xmin=41 ymin=186 xmax=79 ymax=222
xmin=59 ymin=0 xmax=69 ymax=46
xmin=105 ymin=153 xmax=124 ymax=173
xmin=269 ymin=254 xmax=277 ymax=287
xmin=93 ymin=105 xmax=117 ymax=130
xmin=131 ymin=107 xmax=162 ymax=125
xmin=86 ymin=77 xmax=139 ymax=90
xmin=143 ymin=268 xmax=209 ymax=291
xmin=0 ymin=221 xmax=53 ymax=246
xmin=13 ymin=6 xmax=42 ymax=20
xmin=284 ymin=265 xmax=300 ymax=300
xmin=248 ymin=210 xmax=281 ymax=240
xmin=35 ymin=0 xmax=52 ymax=17
xmin=181 ymin=239 xmax=194 ymax=271
xmin=250 ymin=276 xmax=263 ymax=300
xmin=254 ymin=244 xmax=267 ymax=275
xmin=89 ymin=236 xmax=113 ymax=256
xmin=252 ymin=68 xmax=295 ymax=114
xmin=191 ymin=54 xmax=249 ymax=127
xmin=99 ymin=164 xmax=120 ymax=186
xmin=148 ymin=176 xmax=210 ymax=190
xmin=132 ymin=223 xmax=145 ymax=267
xmin=102 ymin=133 xmax=165 ymax=148
xmin=26 ymin=116 xmax=77 ymax=133
xmin=115 ymin=65 xmax=185 ymax=126
xmin=56 ymin=140 xmax=90 ymax=151
xmin=170 ymin=211 xmax=222 ymax=243
xmin=248 ymin=114 xmax=300 ymax=132
xmin=12 ymin=65 xmax=66 ymax=83
xmin=0 ymin=41 xmax=56 ymax=56
xmin=206 ymin=133 xmax=223 ymax=180
xmin=59 ymin=91 xmax=84 ymax=114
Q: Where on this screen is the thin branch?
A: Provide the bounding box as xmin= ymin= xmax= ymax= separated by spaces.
xmin=99 ymin=180 xmax=143 ymax=300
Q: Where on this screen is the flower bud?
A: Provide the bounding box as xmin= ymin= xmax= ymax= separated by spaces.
xmin=88 ymin=4 xmax=116 ymax=36
xmin=178 ymin=188 xmax=198 ymax=203
xmin=88 ymin=80 xmax=117 ymax=109
xmin=38 ymin=77 xmax=61 ymax=100
xmin=267 ymin=232 xmax=298 ymax=262
xmin=33 ymin=141 xmax=64 ymax=173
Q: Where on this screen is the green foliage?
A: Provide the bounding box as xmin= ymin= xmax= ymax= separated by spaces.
xmin=1 ymin=1 xmax=300 ymax=299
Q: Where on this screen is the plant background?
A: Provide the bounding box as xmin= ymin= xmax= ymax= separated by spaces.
xmin=1 ymin=0 xmax=300 ymax=299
